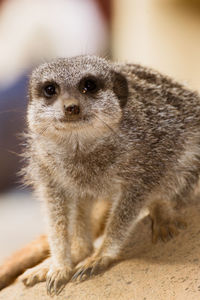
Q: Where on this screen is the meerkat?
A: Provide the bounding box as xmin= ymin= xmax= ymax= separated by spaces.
xmin=1 ymin=55 xmax=199 ymax=295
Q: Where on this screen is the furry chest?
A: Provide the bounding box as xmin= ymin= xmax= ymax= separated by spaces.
xmin=64 ymin=157 xmax=112 ymax=192
xmin=39 ymin=139 xmax=119 ymax=194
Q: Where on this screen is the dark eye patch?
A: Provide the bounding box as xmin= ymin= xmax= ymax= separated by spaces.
xmin=44 ymin=84 xmax=56 ymax=97
xmin=79 ymin=76 xmax=101 ymax=95
xmin=42 ymin=82 xmax=59 ymax=99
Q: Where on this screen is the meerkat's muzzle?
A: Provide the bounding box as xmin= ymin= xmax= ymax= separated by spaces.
xmin=62 ymin=97 xmax=81 ymax=120
xmin=64 ymin=104 xmax=80 ymax=115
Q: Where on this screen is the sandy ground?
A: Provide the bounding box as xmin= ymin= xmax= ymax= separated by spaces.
xmin=0 ymin=194 xmax=200 ymax=299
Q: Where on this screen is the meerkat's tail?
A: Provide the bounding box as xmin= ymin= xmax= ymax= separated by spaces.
xmin=0 ymin=235 xmax=49 ymax=291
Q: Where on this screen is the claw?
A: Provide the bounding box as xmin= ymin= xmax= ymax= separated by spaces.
xmin=79 ymin=269 xmax=87 ymax=281
xmin=56 ymin=288 xmax=62 ymax=296
xmin=55 ymin=284 xmax=65 ymax=296
xmin=46 ymin=276 xmax=66 ymax=296
xmin=80 ymin=267 xmax=92 ymax=281
xmin=72 ymin=268 xmax=84 ymax=281
xmin=46 ymin=266 xmax=71 ymax=295
xmin=72 ymin=266 xmax=93 ymax=282
xmin=90 ymin=263 xmax=99 ymax=276
xmin=46 ymin=275 xmax=56 ymax=296
xmin=46 ymin=277 xmax=54 ymax=296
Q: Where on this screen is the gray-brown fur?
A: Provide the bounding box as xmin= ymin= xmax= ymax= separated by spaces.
xmin=22 ymin=55 xmax=200 ymax=295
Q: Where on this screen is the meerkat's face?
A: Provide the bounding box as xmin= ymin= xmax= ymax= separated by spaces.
xmin=28 ymin=56 xmax=128 ymax=139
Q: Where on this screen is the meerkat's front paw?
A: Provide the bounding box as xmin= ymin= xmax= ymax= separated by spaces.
xmin=72 ymin=254 xmax=113 ymax=282
xmin=46 ymin=265 xmax=72 ymax=296
xmin=152 ymin=215 xmax=187 ymax=243
xmin=20 ymin=258 xmax=50 ymax=287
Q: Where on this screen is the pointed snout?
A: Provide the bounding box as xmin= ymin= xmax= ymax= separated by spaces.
xmin=62 ymin=94 xmax=80 ymax=116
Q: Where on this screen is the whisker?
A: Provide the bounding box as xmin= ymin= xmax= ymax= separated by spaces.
xmin=7 ymin=149 xmax=21 ymax=156
xmin=94 ymin=114 xmax=119 ymax=137
xmin=38 ymin=125 xmax=49 ymax=137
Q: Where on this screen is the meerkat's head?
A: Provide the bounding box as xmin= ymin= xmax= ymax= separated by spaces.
xmin=28 ymin=55 xmax=128 ymax=139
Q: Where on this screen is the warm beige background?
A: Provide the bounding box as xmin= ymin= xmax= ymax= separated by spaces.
xmin=112 ymin=0 xmax=200 ymax=92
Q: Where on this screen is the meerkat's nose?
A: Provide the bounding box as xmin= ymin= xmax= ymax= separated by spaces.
xmin=62 ymin=96 xmax=80 ymax=116
xmin=64 ymin=104 xmax=80 ymax=115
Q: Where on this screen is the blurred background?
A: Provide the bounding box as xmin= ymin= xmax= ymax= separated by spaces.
xmin=0 ymin=0 xmax=200 ymax=262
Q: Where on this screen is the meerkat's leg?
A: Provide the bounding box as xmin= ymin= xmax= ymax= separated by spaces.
xmin=91 ymin=199 xmax=111 ymax=239
xmin=21 ymin=200 xmax=94 ymax=289
xmin=70 ymin=198 xmax=94 ymax=266
xmin=70 ymin=198 xmax=110 ymax=266
xmin=21 ymin=198 xmax=94 ymax=290
xmin=148 ymin=200 xmax=187 ymax=243
xmin=35 ymin=185 xmax=75 ymax=296
xmin=72 ymin=187 xmax=146 ymax=281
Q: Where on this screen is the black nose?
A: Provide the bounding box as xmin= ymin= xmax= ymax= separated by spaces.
xmin=64 ymin=105 xmax=80 ymax=115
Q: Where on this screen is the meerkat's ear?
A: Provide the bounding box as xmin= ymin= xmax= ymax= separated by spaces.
xmin=113 ymin=72 xmax=128 ymax=108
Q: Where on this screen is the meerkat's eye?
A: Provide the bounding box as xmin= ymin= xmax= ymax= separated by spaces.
xmin=43 ymin=83 xmax=58 ymax=98
xmin=79 ymin=77 xmax=99 ymax=94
